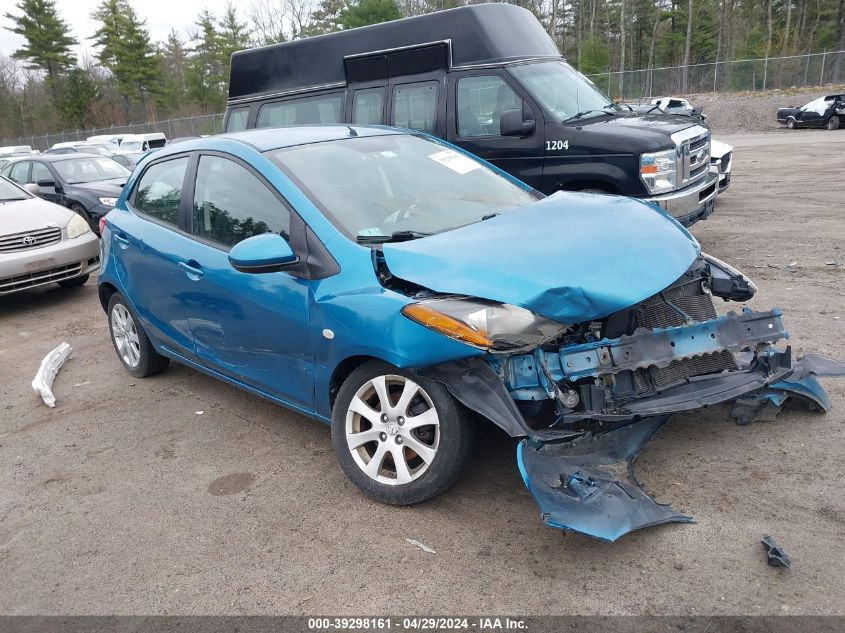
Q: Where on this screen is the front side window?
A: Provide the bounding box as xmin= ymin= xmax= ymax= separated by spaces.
xmin=226 ymin=108 xmax=250 ymax=132
xmin=352 ymin=88 xmax=385 ymax=125
xmin=31 ymin=162 xmax=52 ymax=184
xmin=257 ymin=94 xmax=343 ymax=128
xmin=133 ymin=157 xmax=189 ymax=226
xmin=53 ymin=157 xmax=130 ymax=184
xmin=457 ymin=76 xmax=522 ymax=137
xmin=270 ymin=134 xmax=538 ymax=241
xmin=192 ymin=155 xmax=291 ymax=248
xmin=0 ymin=176 xmax=28 ymax=201
xmin=509 ymin=61 xmax=619 ymax=123
xmin=392 ymin=82 xmax=438 ymax=133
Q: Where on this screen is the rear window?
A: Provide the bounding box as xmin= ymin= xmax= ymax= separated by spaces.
xmin=257 ymin=94 xmax=343 ymax=127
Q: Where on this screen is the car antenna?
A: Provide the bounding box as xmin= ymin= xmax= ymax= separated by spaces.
xmin=347 ymin=126 xmax=358 ymax=137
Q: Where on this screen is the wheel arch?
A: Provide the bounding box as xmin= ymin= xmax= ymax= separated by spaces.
xmin=329 ymin=354 xmax=381 ymax=409
xmin=98 ymin=281 xmax=119 ymax=313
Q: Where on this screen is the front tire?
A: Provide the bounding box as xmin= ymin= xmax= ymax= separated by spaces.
xmin=786 ymin=117 xmax=797 ymax=129
xmin=107 ymin=293 xmax=170 ymax=378
xmin=827 ymin=116 xmax=840 ymax=130
xmin=331 ymin=360 xmax=473 ymax=505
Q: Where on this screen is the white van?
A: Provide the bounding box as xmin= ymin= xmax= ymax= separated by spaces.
xmin=115 ymin=133 xmax=167 ymax=153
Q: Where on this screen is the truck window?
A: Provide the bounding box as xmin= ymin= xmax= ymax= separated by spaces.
xmin=457 ymin=76 xmax=522 ymax=137
xmin=392 ymin=82 xmax=438 ymax=134
xmin=352 ymin=88 xmax=385 ymax=125
xmin=226 ymin=107 xmax=249 ymax=132
xmin=257 ymin=94 xmax=344 ymax=127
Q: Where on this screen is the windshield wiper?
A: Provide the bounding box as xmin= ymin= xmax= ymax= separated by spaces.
xmin=564 ymin=105 xmax=618 ymax=123
xmin=356 ymin=230 xmax=433 ymax=244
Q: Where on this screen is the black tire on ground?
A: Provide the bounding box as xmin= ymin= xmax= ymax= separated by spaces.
xmin=57 ymin=274 xmax=89 ymax=288
xmin=69 ymin=203 xmax=89 ymax=220
xmin=331 ymin=360 xmax=474 ymax=506
xmin=787 ymin=117 xmax=797 ymax=129
xmin=106 ymin=292 xmax=170 ymax=378
xmin=827 ymin=116 xmax=840 ymax=130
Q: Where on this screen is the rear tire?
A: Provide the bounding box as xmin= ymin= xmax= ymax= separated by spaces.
xmin=331 ymin=360 xmax=473 ymax=505
xmin=58 ymin=274 xmax=89 ymax=288
xmin=107 ymin=292 xmax=170 ymax=378
xmin=827 ymin=115 xmax=840 ymax=130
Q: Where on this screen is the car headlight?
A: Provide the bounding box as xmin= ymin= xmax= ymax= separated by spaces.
xmin=640 ymin=148 xmax=678 ymax=194
xmin=66 ymin=214 xmax=91 ymax=239
xmin=99 ymin=197 xmax=117 ymax=207
xmin=401 ymin=297 xmax=567 ymax=352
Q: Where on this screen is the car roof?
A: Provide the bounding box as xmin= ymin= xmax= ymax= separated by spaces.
xmin=217 ymin=125 xmax=405 ymax=152
xmin=31 ymin=153 xmax=110 ymax=162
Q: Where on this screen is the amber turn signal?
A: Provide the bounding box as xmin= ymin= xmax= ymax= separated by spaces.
xmin=401 ymin=303 xmax=493 ymax=348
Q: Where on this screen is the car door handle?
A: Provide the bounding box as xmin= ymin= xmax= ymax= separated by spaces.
xmin=114 ymin=234 xmax=130 ymax=249
xmin=178 ymin=260 xmax=204 ymax=280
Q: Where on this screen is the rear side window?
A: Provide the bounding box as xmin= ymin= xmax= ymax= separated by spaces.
xmin=352 ymin=88 xmax=385 ymax=125
xmin=226 ymin=107 xmax=249 ymax=132
xmin=9 ymin=161 xmax=29 ymax=183
xmin=257 ymin=94 xmax=343 ymax=127
xmin=133 ymin=157 xmax=189 ymax=226
xmin=457 ymin=76 xmax=522 ymax=137
xmin=191 ymin=155 xmax=291 ymax=248
xmin=392 ymin=82 xmax=438 ymax=133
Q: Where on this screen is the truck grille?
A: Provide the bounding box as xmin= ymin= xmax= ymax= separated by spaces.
xmin=621 ymin=275 xmax=737 ymax=395
xmin=0 ymin=226 xmax=62 ymax=253
xmin=683 ymin=131 xmax=710 ymax=184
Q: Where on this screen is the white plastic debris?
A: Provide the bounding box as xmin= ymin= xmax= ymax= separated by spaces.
xmin=405 ymin=538 xmax=435 ymax=554
xmin=32 ymin=342 xmax=73 ymax=408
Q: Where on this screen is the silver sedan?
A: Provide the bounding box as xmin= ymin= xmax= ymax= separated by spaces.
xmin=0 ymin=176 xmax=100 ymax=295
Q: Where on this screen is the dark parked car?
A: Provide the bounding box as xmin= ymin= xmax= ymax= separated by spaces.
xmin=0 ymin=153 xmax=130 ymax=233
xmin=777 ymin=94 xmax=845 ymax=129
xmin=45 ymin=143 xmax=138 ymax=170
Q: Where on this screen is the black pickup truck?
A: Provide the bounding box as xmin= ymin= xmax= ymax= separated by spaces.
xmin=224 ymin=3 xmax=718 ymax=226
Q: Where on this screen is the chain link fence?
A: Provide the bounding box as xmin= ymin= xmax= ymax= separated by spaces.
xmin=2 ymin=113 xmax=224 ymax=152
xmin=3 ymin=51 xmax=845 ymax=148
xmin=587 ymin=50 xmax=845 ymax=101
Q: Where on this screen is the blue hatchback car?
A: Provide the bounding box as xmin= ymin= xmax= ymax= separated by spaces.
xmin=99 ymin=126 xmax=844 ymax=541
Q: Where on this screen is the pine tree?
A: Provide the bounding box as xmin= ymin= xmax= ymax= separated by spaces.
xmin=305 ymin=0 xmax=348 ymax=35
xmin=61 ymin=67 xmax=98 ymax=127
xmin=90 ymin=0 xmax=159 ymax=118
xmin=186 ymin=10 xmax=225 ymax=111
xmin=342 ymin=0 xmax=402 ymax=29
xmin=3 ymin=0 xmax=77 ymax=109
xmin=217 ymin=3 xmax=251 ymax=90
xmin=157 ymin=30 xmax=188 ymax=114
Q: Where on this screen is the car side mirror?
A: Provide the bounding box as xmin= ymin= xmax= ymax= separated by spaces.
xmin=36 ymin=178 xmax=56 ymax=189
xmin=228 ymin=233 xmax=299 ymax=274
xmin=500 ymin=109 xmax=536 ymax=137
xmin=24 ymin=183 xmax=40 ymax=195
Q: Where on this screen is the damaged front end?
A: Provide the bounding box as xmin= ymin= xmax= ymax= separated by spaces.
xmin=414 ymin=255 xmax=845 ymax=541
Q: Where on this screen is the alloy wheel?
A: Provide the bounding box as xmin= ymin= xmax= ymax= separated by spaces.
xmin=111 ymin=303 xmax=141 ymax=368
xmin=345 ymin=374 xmax=440 ymax=486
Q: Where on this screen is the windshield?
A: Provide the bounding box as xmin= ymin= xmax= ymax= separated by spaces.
xmin=269 ymin=134 xmax=539 ymax=241
xmin=0 ymin=176 xmax=29 ymax=201
xmin=120 ymin=141 xmax=142 ymax=151
xmin=54 ymin=157 xmax=130 ymax=184
xmin=509 ymin=61 xmax=619 ymax=122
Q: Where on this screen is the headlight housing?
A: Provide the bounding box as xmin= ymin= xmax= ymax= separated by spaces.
xmin=640 ymin=148 xmax=678 ymax=194
xmin=401 ymin=297 xmax=567 ymax=352
xmin=98 ymin=197 xmax=117 ymax=207
xmin=66 ymin=214 xmax=91 ymax=239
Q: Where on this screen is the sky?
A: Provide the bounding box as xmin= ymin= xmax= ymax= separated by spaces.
xmin=0 ymin=0 xmax=246 ymax=60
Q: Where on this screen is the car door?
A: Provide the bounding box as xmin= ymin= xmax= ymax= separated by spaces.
xmin=448 ymin=72 xmax=545 ymax=190
xmin=177 ymin=152 xmax=313 ymax=409
xmin=31 ymin=162 xmax=65 ymax=206
xmin=116 ymin=154 xmax=198 ymax=361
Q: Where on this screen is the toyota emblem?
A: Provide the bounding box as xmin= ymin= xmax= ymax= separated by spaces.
xmin=22 ymin=235 xmax=37 ymax=246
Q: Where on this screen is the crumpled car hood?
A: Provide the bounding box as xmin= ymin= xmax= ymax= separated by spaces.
xmin=382 ymin=191 xmax=700 ymax=324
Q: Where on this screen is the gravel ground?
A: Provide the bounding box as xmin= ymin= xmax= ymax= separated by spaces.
xmin=685 ymin=85 xmax=845 ymax=133
xmin=0 ymin=129 xmax=844 ymax=616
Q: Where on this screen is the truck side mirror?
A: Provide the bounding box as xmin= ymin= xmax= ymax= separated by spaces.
xmin=500 ymin=109 xmax=535 ymax=137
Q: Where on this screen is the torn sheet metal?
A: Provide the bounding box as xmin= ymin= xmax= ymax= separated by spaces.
xmin=761 ymin=536 xmax=792 ymax=568
xmin=517 ymin=416 xmax=693 ymax=542
xmin=32 ymin=342 xmax=73 ymax=408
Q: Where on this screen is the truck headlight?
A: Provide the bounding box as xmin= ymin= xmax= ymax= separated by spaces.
xmin=401 ymin=297 xmax=567 ymax=352
xmin=66 ymin=214 xmax=91 ymax=239
xmin=640 ymin=148 xmax=678 ymax=194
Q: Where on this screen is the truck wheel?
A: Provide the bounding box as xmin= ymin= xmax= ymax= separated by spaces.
xmin=786 ymin=117 xmax=797 ymax=130
xmin=827 ymin=116 xmax=840 ymax=130
xmin=331 ymin=360 xmax=473 ymax=505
